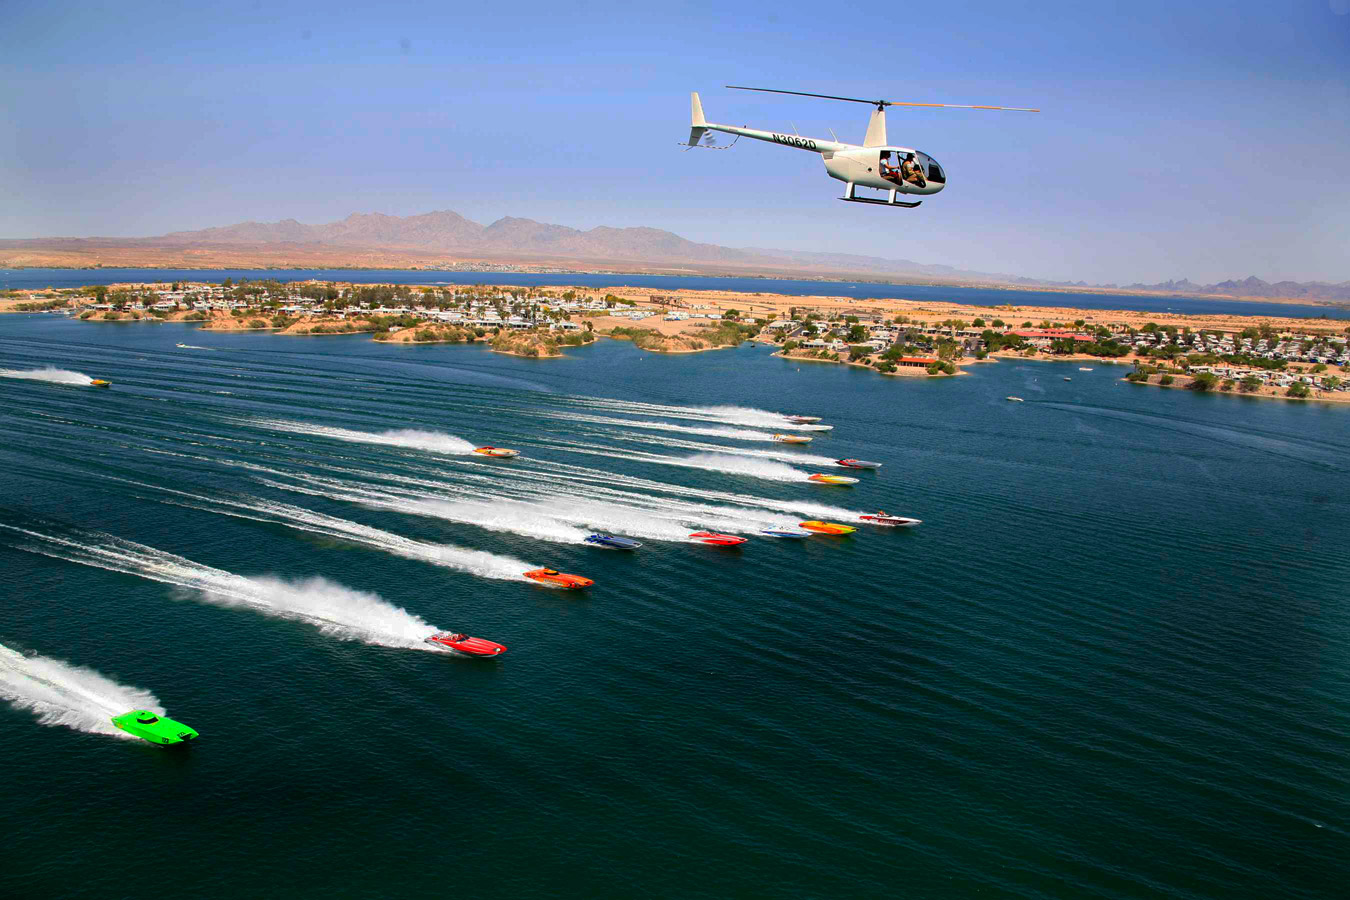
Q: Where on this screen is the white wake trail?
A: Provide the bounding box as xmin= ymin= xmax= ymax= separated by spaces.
xmin=100 ymin=479 xmax=537 ymax=582
xmin=0 ymin=643 xmax=163 ymax=738
xmin=1 ymin=527 xmax=447 ymax=650
xmin=246 ymin=418 xmax=478 ymax=456
xmin=0 ymin=367 xmax=95 ymax=386
xmin=570 ymin=399 xmax=831 ymax=431
xmin=536 ymin=410 xmax=777 ymax=442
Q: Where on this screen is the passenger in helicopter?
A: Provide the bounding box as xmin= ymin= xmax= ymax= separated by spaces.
xmin=879 ymin=151 xmax=902 ymax=185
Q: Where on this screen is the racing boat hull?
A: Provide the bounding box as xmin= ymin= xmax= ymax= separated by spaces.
xmin=425 ymin=632 xmax=506 ymax=656
xmin=585 ymin=534 xmax=642 ymax=550
xmin=859 ymin=515 xmax=922 ymax=528
xmin=524 ymin=568 xmax=594 ymax=589
xmin=689 ymin=531 xmax=748 ymax=546
xmin=799 ymin=521 xmax=856 ymax=535
xmin=808 ymin=474 xmax=858 ymax=485
xmin=760 ymin=527 xmax=812 ymax=538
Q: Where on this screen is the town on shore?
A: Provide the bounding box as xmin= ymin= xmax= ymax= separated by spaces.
xmin=3 ymin=277 xmax=1347 ymax=401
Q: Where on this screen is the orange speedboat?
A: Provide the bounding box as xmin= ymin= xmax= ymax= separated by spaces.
xmin=523 ymin=568 xmax=593 ymax=589
xmin=807 ymin=473 xmax=859 ymax=485
xmin=799 ymin=521 xmax=857 ymax=535
xmin=475 ymin=446 xmax=520 ymax=458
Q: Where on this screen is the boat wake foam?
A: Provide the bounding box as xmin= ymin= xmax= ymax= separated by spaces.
xmin=246 ymin=419 xmax=478 ymax=456
xmin=0 ymin=526 xmax=446 ymax=649
xmin=0 ymin=367 xmax=95 ymax=387
xmin=0 ymin=643 xmax=162 ymax=738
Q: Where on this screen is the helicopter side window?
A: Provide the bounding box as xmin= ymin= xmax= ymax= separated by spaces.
xmin=927 ymin=162 xmax=945 ymax=183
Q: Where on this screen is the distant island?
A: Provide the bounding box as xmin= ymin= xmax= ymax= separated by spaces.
xmin=4 ymin=276 xmax=1347 ymax=403
xmin=2 ymin=209 xmax=1346 ymax=305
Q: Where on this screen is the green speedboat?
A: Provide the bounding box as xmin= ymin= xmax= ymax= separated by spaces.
xmin=111 ymin=710 xmax=198 ymax=746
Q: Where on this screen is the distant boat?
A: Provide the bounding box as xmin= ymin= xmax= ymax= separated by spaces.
xmin=1006 ymin=396 xmax=1024 ymax=402
xmin=1063 ymin=377 xmax=1072 ymax=381
xmin=772 ymin=433 xmax=812 ymax=444
xmin=1079 ymin=367 xmax=1093 ymax=371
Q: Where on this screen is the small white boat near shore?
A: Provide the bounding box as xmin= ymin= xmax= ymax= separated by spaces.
xmin=1006 ymin=396 xmax=1024 ymax=402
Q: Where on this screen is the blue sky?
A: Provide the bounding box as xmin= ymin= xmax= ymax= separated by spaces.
xmin=2 ymin=0 xmax=1347 ymax=283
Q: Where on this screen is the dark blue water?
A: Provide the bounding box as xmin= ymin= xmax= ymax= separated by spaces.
xmin=5 ymin=267 xmax=1346 ymax=320
xmin=2 ymin=315 xmax=1347 ymax=898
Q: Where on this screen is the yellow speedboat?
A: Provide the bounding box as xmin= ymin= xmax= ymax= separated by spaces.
xmin=90 ymin=379 xmax=111 ymax=388
xmin=800 ymin=521 xmax=856 ymax=535
xmin=771 ymin=434 xmax=812 ymax=444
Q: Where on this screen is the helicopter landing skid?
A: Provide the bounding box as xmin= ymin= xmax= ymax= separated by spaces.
xmin=840 ymin=196 xmax=922 ymax=209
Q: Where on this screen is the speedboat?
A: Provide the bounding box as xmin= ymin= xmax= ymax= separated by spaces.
xmin=474 ymin=446 xmax=520 ymax=458
xmin=424 ymin=631 xmax=506 ymax=656
xmin=772 ymin=434 xmax=813 ymax=444
xmin=1006 ymin=396 xmax=1024 ymax=402
xmin=523 ymin=568 xmax=593 ymax=589
xmin=1063 ymin=377 xmax=1072 ymax=381
xmin=1079 ymin=367 xmax=1094 ymax=371
xmin=111 ymin=710 xmax=198 ymax=746
xmin=859 ymin=513 xmax=922 ymax=528
xmin=784 ymin=415 xmax=821 ymax=424
xmin=689 ymin=531 xmax=748 ymax=546
xmin=799 ymin=521 xmax=856 ymax=535
xmin=584 ymin=534 xmax=642 ymax=550
xmin=760 ymin=526 xmax=812 ymax=539
xmin=836 ymin=459 xmax=882 ymax=469
xmin=90 ymin=379 xmax=111 ymax=388
xmin=808 ymin=473 xmax=858 ymax=485
xmin=176 ymin=342 xmax=190 ymax=348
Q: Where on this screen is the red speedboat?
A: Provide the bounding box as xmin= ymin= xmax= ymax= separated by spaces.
xmin=523 ymin=568 xmax=594 ymax=589
xmin=689 ymin=531 xmax=748 ymax=546
xmin=425 ymin=632 xmax=506 ymax=656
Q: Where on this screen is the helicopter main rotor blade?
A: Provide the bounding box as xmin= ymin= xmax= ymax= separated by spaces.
xmin=887 ymin=101 xmax=1040 ymax=112
xmin=725 ymin=85 xmax=884 ymax=106
xmin=725 ymin=85 xmax=1039 ymax=112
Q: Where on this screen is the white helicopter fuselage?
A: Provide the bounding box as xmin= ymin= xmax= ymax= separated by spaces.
xmin=690 ymin=93 xmax=947 ymax=200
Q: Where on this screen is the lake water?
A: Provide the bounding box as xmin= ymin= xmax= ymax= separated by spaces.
xmin=1 ymin=315 xmax=1347 ymax=898
xmin=4 ymin=267 xmax=1347 ymax=321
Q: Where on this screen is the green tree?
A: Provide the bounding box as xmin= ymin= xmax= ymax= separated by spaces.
xmin=1188 ymin=372 xmax=1218 ymax=391
xmin=1240 ymin=375 xmax=1262 ymax=392
xmin=1322 ymin=375 xmax=1341 ymax=390
xmin=991 ymin=319 xmax=1004 ymax=328
xmin=972 ymin=318 xmax=985 ymax=327
xmin=1286 ymin=382 xmax=1311 ymax=398
xmin=1159 ymin=374 xmax=1175 ymax=385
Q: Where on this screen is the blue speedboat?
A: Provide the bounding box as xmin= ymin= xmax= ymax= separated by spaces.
xmin=760 ymin=526 xmax=812 ymax=539
xmin=584 ymin=534 xmax=642 ymax=550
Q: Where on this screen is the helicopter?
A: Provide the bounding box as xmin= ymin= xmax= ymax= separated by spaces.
xmin=687 ymin=85 xmax=1038 ymax=209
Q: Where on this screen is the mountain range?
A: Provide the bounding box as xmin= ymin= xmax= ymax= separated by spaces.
xmin=2 ymin=210 xmax=1345 ymax=303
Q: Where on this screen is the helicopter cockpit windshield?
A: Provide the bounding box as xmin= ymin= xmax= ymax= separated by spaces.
xmin=916 ymin=152 xmax=945 ymax=184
